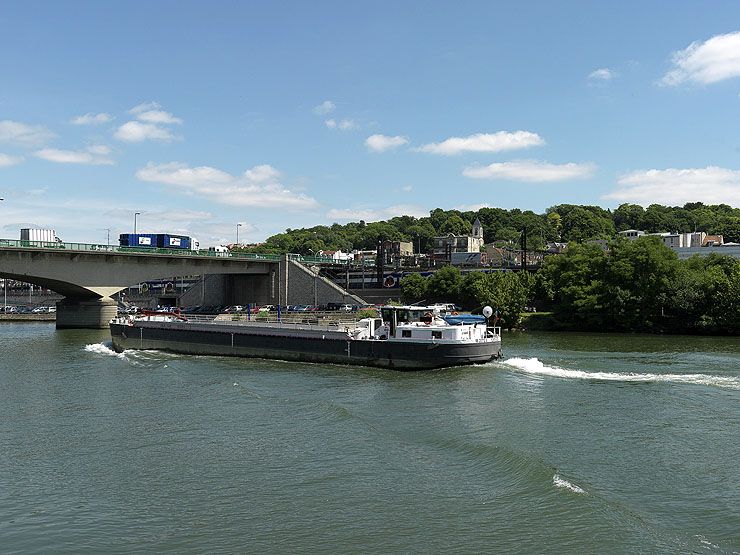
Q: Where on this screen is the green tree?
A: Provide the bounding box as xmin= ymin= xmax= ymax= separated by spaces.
xmin=425 ymin=266 xmax=462 ymax=302
xmin=400 ymin=273 xmax=428 ymax=303
xmin=439 ymin=214 xmax=470 ymax=235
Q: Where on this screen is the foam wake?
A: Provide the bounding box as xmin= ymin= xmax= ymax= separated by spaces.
xmin=84 ymin=342 xmax=127 ymax=359
xmin=502 ymin=357 xmax=740 ymax=390
xmin=553 ymin=474 xmax=586 ymax=494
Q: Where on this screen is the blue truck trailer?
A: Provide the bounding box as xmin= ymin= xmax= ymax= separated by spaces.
xmin=119 ymin=233 xmax=193 ymax=250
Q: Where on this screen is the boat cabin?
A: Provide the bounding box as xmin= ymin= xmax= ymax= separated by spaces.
xmin=347 ymin=305 xmax=495 ymax=344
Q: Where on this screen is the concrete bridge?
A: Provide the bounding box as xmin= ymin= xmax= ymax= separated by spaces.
xmin=0 ymin=239 xmax=363 ymax=328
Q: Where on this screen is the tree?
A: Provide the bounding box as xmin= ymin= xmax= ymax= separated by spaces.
xmin=400 ymin=273 xmax=428 ymax=303
xmin=560 ymin=207 xmax=615 ymax=242
xmin=439 ymin=214 xmax=470 ymax=235
xmin=425 ymin=266 xmax=462 ymax=302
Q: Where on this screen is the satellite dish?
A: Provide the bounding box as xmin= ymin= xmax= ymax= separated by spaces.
xmin=482 ymin=306 xmax=493 ymax=318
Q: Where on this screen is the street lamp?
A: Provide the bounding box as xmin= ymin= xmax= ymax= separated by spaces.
xmin=236 ymin=223 xmax=242 ymax=245
xmin=134 ymin=212 xmax=141 ymax=235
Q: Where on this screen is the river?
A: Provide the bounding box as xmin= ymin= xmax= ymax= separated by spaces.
xmin=0 ymin=323 xmax=738 ymax=553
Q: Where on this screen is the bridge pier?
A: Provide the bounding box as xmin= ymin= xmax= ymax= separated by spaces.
xmin=56 ymin=298 xmax=118 ymax=329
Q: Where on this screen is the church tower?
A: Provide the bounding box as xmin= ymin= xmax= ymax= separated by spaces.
xmin=472 ymin=218 xmax=483 ymax=238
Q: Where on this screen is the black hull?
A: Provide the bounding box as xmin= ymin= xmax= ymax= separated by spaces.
xmin=110 ymin=322 xmax=501 ymax=370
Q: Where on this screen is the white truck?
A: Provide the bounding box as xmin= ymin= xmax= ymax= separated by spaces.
xmin=20 ymin=228 xmax=60 ymax=243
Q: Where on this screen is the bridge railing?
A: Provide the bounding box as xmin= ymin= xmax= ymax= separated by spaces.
xmin=0 ymin=238 xmax=350 ymax=265
xmin=0 ymin=238 xmax=286 ymax=262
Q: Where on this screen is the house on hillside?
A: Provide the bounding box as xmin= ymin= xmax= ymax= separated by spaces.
xmin=432 ymin=218 xmax=485 ymax=262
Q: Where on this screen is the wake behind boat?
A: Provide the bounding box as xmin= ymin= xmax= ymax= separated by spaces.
xmin=109 ymin=305 xmax=502 ymax=370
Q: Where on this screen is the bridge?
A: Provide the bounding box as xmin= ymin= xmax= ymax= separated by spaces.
xmin=0 ymin=239 xmax=363 ymax=328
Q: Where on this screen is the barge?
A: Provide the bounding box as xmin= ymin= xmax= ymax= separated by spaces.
xmin=110 ymin=305 xmax=502 ymax=370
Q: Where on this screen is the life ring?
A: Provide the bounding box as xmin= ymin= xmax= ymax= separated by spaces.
xmin=383 ymin=275 xmax=397 ymax=288
xmin=164 ymin=282 xmax=174 ymax=293
xmin=140 ymin=283 xmax=149 ymax=293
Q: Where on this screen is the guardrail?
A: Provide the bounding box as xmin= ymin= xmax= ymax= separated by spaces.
xmin=0 ymin=239 xmax=341 ymax=264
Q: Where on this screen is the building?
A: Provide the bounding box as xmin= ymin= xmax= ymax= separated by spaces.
xmin=702 ymin=234 xmax=724 ymax=247
xmin=618 ymin=229 xmax=645 ymax=240
xmin=320 ymin=249 xmax=352 ymax=262
xmin=432 ymin=218 xmax=485 ymax=259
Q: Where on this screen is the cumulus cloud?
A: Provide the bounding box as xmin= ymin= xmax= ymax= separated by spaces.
xmin=0 ymin=120 xmax=55 ymax=147
xmin=135 ymin=110 xmax=182 ymax=125
xmin=661 ymin=31 xmax=740 ymax=86
xmin=115 ymin=102 xmax=182 ymax=142
xmin=136 ymin=162 xmax=318 ymax=210
xmin=34 ymin=145 xmax=114 ymax=165
xmin=313 ymin=100 xmax=336 ymax=115
xmin=327 ymin=204 xmax=427 ymax=222
xmin=463 ymin=160 xmax=596 ymax=182
xmin=114 ymin=121 xmax=176 ymax=142
xmin=0 ymin=153 xmax=23 ymax=167
xmin=325 ymin=118 xmax=358 ymax=130
xmin=415 ymin=131 xmax=544 ymax=155
xmin=365 ymin=134 xmax=409 ymax=152
xmin=605 ymin=166 xmax=740 ymax=206
xmin=588 ymin=68 xmax=616 ymax=81
xmin=70 ymin=112 xmax=113 ymax=125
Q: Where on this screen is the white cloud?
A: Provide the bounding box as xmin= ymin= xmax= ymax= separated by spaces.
xmin=115 ymin=102 xmax=182 ymax=142
xmin=605 ymin=166 xmax=740 ymax=206
xmin=325 ymin=118 xmax=358 ymax=130
xmin=463 ymin=160 xmax=596 ymax=182
xmin=70 ymin=112 xmax=112 ymax=125
xmin=313 ymin=100 xmax=336 ymax=115
xmin=365 ymin=134 xmax=409 ymax=152
xmin=0 ymin=120 xmax=55 ymax=147
xmin=327 ymin=204 xmax=427 ymax=222
xmin=0 ymin=153 xmax=23 ymax=167
xmin=455 ymin=203 xmax=491 ymax=212
xmin=415 ymin=131 xmax=544 ymax=155
xmin=661 ymin=31 xmax=740 ymax=86
xmin=114 ymin=121 xmax=176 ymax=142
xmin=588 ymin=68 xmax=616 ymax=81
xmin=34 ymin=145 xmax=114 ymax=165
xmin=401 ymin=185 xmax=413 ymax=192
xmin=136 ymin=162 xmax=318 ymax=210
xmin=129 ymin=101 xmax=161 ymax=114
xmin=135 ymin=110 xmax=182 ymax=125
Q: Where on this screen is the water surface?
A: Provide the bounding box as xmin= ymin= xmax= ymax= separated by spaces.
xmin=1 ymin=324 xmax=738 ymax=553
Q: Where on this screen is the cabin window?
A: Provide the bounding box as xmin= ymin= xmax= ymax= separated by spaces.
xmin=431 ymin=331 xmax=442 ymax=339
xmin=402 ymin=330 xmax=412 ymax=338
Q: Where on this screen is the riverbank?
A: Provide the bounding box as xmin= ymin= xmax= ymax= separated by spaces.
xmin=518 ymin=311 xmax=739 ymax=336
xmin=0 ymin=314 xmax=55 ymax=322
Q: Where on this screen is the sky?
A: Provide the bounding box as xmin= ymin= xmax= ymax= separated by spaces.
xmin=1 ymin=1 xmax=740 ymax=246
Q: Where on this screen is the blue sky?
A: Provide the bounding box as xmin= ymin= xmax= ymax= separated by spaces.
xmin=1 ymin=1 xmax=740 ymax=246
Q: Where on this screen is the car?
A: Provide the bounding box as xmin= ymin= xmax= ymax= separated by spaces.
xmin=224 ymin=306 xmax=244 ymax=313
xmin=339 ymin=304 xmax=353 ymax=312
xmin=32 ymin=306 xmax=54 ymax=313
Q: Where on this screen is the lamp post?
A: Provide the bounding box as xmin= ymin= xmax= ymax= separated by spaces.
xmin=134 ymin=212 xmax=141 ymax=235
xmin=105 ymin=228 xmax=110 ymax=246
xmin=236 ymin=223 xmax=242 ymax=245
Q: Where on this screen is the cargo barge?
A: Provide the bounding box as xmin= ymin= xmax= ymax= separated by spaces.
xmin=110 ymin=305 xmax=502 ymax=370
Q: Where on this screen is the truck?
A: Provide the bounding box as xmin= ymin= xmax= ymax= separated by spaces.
xmin=20 ymin=228 xmax=59 ymax=243
xmin=119 ymin=233 xmax=194 ymax=250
